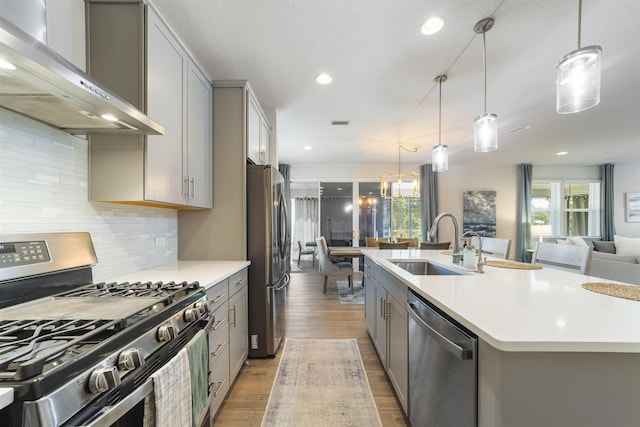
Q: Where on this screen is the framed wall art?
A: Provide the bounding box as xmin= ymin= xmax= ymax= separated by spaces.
xmin=463 ymin=190 xmax=496 ymax=237
xmin=626 ymin=192 xmax=640 ymax=222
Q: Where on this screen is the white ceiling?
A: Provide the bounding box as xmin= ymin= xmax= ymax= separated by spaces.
xmin=154 ymin=0 xmax=640 ymax=169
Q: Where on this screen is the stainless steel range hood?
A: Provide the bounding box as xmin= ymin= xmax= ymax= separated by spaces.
xmin=0 ymin=16 xmax=164 ymax=135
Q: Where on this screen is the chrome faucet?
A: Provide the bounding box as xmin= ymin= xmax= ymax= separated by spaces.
xmin=429 ymin=213 xmax=462 ymax=264
xmin=461 ymin=230 xmax=486 ymax=273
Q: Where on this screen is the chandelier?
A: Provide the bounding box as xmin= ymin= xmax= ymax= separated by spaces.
xmin=380 ymin=145 xmax=420 ymax=199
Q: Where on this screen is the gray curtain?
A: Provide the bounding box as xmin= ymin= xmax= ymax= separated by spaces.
xmin=600 ymin=163 xmax=616 ymax=241
xmin=420 ymin=164 xmax=439 ymax=242
xmin=515 ymin=163 xmax=533 ymax=261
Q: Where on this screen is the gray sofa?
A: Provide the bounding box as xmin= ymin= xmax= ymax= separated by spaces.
xmin=588 ymin=241 xmax=640 ymax=285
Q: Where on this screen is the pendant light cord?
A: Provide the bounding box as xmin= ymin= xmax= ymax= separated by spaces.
xmin=438 ymin=78 xmax=442 ymax=146
xmin=577 ymin=0 xmax=582 ymax=49
xmin=482 ymin=31 xmax=488 ymax=115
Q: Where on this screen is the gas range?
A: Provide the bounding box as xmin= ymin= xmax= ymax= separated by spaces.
xmin=0 ymin=233 xmax=211 ymax=427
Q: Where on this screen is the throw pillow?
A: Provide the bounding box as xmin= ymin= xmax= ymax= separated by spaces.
xmin=591 ymin=240 xmax=616 ymax=254
xmin=614 ymin=235 xmax=640 ymax=256
xmin=567 ymin=236 xmax=588 ymax=247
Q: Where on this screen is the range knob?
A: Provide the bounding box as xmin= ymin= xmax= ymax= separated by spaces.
xmin=118 ymin=348 xmax=145 ymax=371
xmin=184 ymin=308 xmax=200 ymax=322
xmin=88 ymin=366 xmax=121 ymax=394
xmin=157 ymin=323 xmax=177 ymax=342
xmin=194 ymin=300 xmax=209 ymax=315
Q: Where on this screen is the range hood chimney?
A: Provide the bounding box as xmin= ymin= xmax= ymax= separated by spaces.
xmin=0 ymin=15 xmax=164 ymax=135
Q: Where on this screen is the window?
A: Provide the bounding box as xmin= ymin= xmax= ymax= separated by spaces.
xmin=531 ymin=180 xmax=600 ymax=237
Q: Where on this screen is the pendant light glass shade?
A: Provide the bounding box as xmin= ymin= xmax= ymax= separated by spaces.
xmin=556 ymin=47 xmax=602 ymax=113
xmin=473 ymin=113 xmax=498 ymax=152
xmin=432 ymin=144 xmax=448 ymax=171
xmin=473 ymin=17 xmax=497 ymax=153
xmin=556 ymin=0 xmax=602 ymax=114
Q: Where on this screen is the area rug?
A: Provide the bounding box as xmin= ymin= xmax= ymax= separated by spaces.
xmin=261 ymin=338 xmax=382 ymax=427
xmin=336 ymin=280 xmax=364 ymax=304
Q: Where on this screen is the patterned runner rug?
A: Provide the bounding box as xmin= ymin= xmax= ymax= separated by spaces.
xmin=261 ymin=338 xmax=382 ymax=427
xmin=336 ymin=280 xmax=364 ymax=304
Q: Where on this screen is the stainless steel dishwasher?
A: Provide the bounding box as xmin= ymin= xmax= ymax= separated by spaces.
xmin=406 ymin=290 xmax=478 ymax=427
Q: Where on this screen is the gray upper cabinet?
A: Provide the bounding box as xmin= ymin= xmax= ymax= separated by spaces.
xmin=247 ymin=90 xmax=271 ymax=165
xmin=86 ymin=1 xmax=212 ymax=209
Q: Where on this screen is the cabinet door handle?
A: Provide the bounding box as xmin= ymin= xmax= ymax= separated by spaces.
xmin=384 ymin=299 xmax=390 ymax=319
xmin=183 ymin=177 xmax=189 ymax=198
xmin=190 ymin=176 xmax=195 ymax=199
xmin=229 ymin=306 xmax=237 ymax=327
xmin=212 ymin=294 xmax=226 ymax=304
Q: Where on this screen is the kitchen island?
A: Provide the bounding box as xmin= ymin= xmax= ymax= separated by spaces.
xmin=363 ymin=248 xmax=640 ymax=427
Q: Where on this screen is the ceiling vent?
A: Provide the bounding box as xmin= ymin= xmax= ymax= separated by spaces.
xmin=331 ymin=120 xmax=350 ymax=126
xmin=505 ymin=125 xmax=532 ymax=135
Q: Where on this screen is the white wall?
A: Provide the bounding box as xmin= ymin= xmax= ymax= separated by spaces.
xmin=0 ymin=110 xmax=178 ymax=282
xmin=436 ymin=164 xmax=518 ymax=254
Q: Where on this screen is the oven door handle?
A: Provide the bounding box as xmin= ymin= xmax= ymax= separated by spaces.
xmin=78 ymin=379 xmax=154 ymax=427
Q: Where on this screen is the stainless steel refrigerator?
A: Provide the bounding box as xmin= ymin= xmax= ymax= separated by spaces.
xmin=247 ymin=164 xmax=290 ymax=358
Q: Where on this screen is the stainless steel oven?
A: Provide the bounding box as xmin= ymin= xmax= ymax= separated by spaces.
xmin=0 ymin=232 xmax=212 ymax=427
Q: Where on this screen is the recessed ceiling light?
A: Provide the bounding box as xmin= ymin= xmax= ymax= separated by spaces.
xmin=303 ymin=146 xmax=312 ymax=150
xmin=421 ymin=16 xmax=444 ymax=35
xmin=556 ymin=151 xmax=568 ymax=156
xmin=315 ymin=73 xmax=332 ymax=84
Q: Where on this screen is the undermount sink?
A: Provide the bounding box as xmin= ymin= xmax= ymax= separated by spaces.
xmin=390 ymin=260 xmax=463 ymax=276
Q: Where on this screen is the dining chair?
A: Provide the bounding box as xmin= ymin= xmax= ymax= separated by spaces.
xmin=419 ymin=241 xmax=451 ymax=250
xmin=531 ymin=241 xmax=593 ymax=274
xmin=480 ymin=237 xmax=511 ymax=260
xmin=365 ymin=237 xmax=389 ymax=247
xmin=396 ymin=237 xmax=419 ymax=248
xmin=378 ymin=241 xmax=410 ymax=249
xmin=316 ymin=236 xmax=354 ymax=294
xmin=297 ymin=240 xmax=315 ymax=267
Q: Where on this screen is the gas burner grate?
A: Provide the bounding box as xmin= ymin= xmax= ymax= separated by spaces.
xmin=0 ymin=318 xmax=125 ymax=380
xmin=57 ymin=280 xmax=200 ymax=300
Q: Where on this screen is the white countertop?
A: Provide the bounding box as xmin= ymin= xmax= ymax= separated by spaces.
xmin=106 ymin=260 xmax=251 ymax=290
xmin=0 ymin=387 xmax=13 ymax=411
xmin=363 ymin=249 xmax=640 ymax=353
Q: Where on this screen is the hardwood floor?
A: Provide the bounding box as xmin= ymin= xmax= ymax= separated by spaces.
xmin=212 ymin=270 xmax=409 ymax=426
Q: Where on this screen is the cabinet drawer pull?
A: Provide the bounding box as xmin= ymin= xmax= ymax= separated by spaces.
xmin=212 ymin=341 xmax=228 ymax=357
xmin=212 ymin=318 xmax=226 ymax=331
xmin=212 ymin=294 xmax=226 ymax=304
xmin=213 ymin=378 xmax=228 ymax=397
xmin=234 ymin=278 xmax=247 ymax=286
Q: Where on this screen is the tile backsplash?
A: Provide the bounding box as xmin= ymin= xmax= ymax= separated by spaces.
xmin=0 ymin=110 xmax=178 ymax=282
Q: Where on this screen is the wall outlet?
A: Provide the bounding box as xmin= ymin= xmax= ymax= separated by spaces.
xmin=155 ymin=237 xmax=166 ymax=247
xmin=251 ymin=334 xmax=258 ymax=349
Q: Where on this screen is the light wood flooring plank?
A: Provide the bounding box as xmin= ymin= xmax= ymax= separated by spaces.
xmin=212 ymin=271 xmax=409 ymax=426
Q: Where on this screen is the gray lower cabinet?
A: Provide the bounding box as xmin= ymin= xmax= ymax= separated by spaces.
xmin=228 ymin=269 xmax=249 ymax=381
xmin=364 ymin=257 xmax=408 ymax=414
xmin=206 ymin=267 xmax=249 ymax=419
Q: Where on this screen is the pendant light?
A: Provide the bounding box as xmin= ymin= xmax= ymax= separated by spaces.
xmin=556 ymin=0 xmax=602 ymax=114
xmin=380 ymin=146 xmax=420 ymax=199
xmin=473 ymin=17 xmax=497 ymax=153
xmin=432 ymin=74 xmax=448 ymax=172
